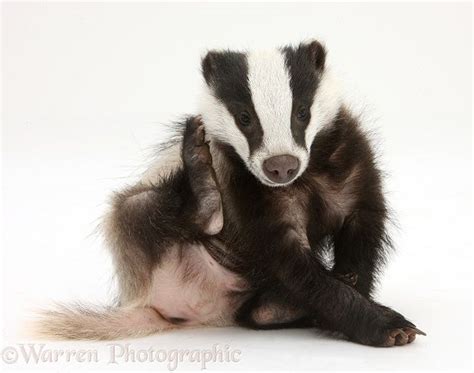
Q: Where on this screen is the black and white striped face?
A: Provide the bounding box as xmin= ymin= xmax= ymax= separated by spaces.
xmin=199 ymin=40 xmax=341 ymax=187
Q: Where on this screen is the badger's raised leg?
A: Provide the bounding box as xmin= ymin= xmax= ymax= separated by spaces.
xmin=106 ymin=116 xmax=223 ymax=306
xmin=34 ymin=116 xmax=228 ymax=340
xmin=182 ymin=116 xmax=223 ymax=235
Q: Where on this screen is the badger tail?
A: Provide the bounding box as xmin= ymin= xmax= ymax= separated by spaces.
xmin=32 ymin=303 xmax=174 ymax=340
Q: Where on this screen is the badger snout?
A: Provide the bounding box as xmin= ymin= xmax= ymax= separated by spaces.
xmin=263 ymin=155 xmax=300 ymax=184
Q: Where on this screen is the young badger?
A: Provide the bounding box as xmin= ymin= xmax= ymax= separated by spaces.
xmin=39 ymin=40 xmax=425 ymax=346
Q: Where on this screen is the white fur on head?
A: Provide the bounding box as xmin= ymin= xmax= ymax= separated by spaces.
xmin=246 ymin=49 xmax=308 ymax=187
xmin=305 ymin=67 xmax=343 ymax=148
xmin=198 ymin=84 xmax=250 ymax=160
xmin=198 ymin=46 xmax=342 ymax=187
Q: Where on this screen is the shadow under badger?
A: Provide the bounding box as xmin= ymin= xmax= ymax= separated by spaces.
xmin=38 ymin=40 xmax=425 ymax=346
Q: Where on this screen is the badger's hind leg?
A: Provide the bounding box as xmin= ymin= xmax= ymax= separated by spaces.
xmin=103 ymin=183 xmax=176 ymax=306
xmin=182 ymin=116 xmax=223 ymax=235
xmin=104 ymin=116 xmax=224 ymax=306
xmin=42 ymin=174 xmax=207 ymax=339
xmin=35 ymin=116 xmax=227 ymax=340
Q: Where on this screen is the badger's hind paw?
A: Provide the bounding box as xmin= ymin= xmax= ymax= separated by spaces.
xmin=185 ymin=116 xmax=212 ymax=165
xmin=183 ymin=116 xmax=224 ymax=236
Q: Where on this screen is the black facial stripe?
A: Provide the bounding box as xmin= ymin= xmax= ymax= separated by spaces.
xmin=204 ymin=51 xmax=263 ymax=155
xmin=282 ymin=45 xmax=320 ymax=148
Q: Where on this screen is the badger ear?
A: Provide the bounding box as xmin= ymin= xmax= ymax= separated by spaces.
xmin=201 ymin=51 xmax=219 ymax=85
xmin=305 ymin=40 xmax=326 ymax=72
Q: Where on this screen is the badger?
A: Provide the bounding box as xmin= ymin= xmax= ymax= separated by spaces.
xmin=37 ymin=40 xmax=425 ymax=347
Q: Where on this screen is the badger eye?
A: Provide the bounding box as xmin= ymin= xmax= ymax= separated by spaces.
xmin=239 ymin=111 xmax=251 ymax=127
xmin=296 ymin=106 xmax=308 ymax=121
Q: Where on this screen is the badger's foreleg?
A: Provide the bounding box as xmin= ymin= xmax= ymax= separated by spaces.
xmin=332 ymin=207 xmax=389 ymax=298
xmin=236 ymin=225 xmax=424 ymax=347
xmin=236 ymin=273 xmax=358 ymax=329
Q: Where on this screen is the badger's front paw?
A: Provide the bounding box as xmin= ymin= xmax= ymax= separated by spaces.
xmin=183 ymin=116 xmax=223 ymax=236
xmin=381 ymin=327 xmax=424 ymax=346
xmin=354 ymin=304 xmax=426 ymax=347
xmin=334 ymin=272 xmax=358 ymax=287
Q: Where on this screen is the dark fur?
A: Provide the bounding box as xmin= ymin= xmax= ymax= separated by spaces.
xmin=283 ymin=41 xmax=325 ymax=147
xmin=109 ymin=111 xmax=422 ymax=346
xmin=106 ymin=41 xmax=424 ymax=346
xmin=202 ymin=51 xmax=264 ymax=154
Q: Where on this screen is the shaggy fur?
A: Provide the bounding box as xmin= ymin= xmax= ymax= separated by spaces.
xmin=35 ymin=40 xmax=425 ymax=346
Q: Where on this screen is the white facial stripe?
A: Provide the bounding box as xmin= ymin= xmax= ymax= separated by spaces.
xmin=305 ymin=68 xmax=342 ymax=147
xmin=198 ymin=46 xmax=343 ymax=188
xmin=198 ymin=84 xmax=250 ymax=160
xmin=247 ymin=50 xmax=295 ymax=155
xmin=246 ymin=50 xmax=312 ymax=186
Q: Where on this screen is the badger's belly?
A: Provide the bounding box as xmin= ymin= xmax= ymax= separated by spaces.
xmin=149 ymin=242 xmax=247 ymax=326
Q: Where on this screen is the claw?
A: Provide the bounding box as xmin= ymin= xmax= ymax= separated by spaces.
xmin=411 ymin=327 xmax=426 ymax=336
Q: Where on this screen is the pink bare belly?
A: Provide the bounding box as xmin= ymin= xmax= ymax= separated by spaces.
xmin=149 ymin=242 xmax=247 ymax=326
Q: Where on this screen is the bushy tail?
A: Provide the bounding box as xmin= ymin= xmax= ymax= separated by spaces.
xmin=32 ymin=303 xmax=173 ymax=340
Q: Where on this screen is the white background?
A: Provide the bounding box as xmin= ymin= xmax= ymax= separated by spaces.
xmin=1 ymin=2 xmax=472 ymax=371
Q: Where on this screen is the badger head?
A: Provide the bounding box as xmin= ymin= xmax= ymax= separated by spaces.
xmin=199 ymin=40 xmax=342 ymax=187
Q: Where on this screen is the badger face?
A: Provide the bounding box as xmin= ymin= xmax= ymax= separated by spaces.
xmin=199 ymin=40 xmax=341 ymax=187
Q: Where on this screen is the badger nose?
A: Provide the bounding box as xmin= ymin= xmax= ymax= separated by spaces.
xmin=263 ymin=155 xmax=300 ymax=184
